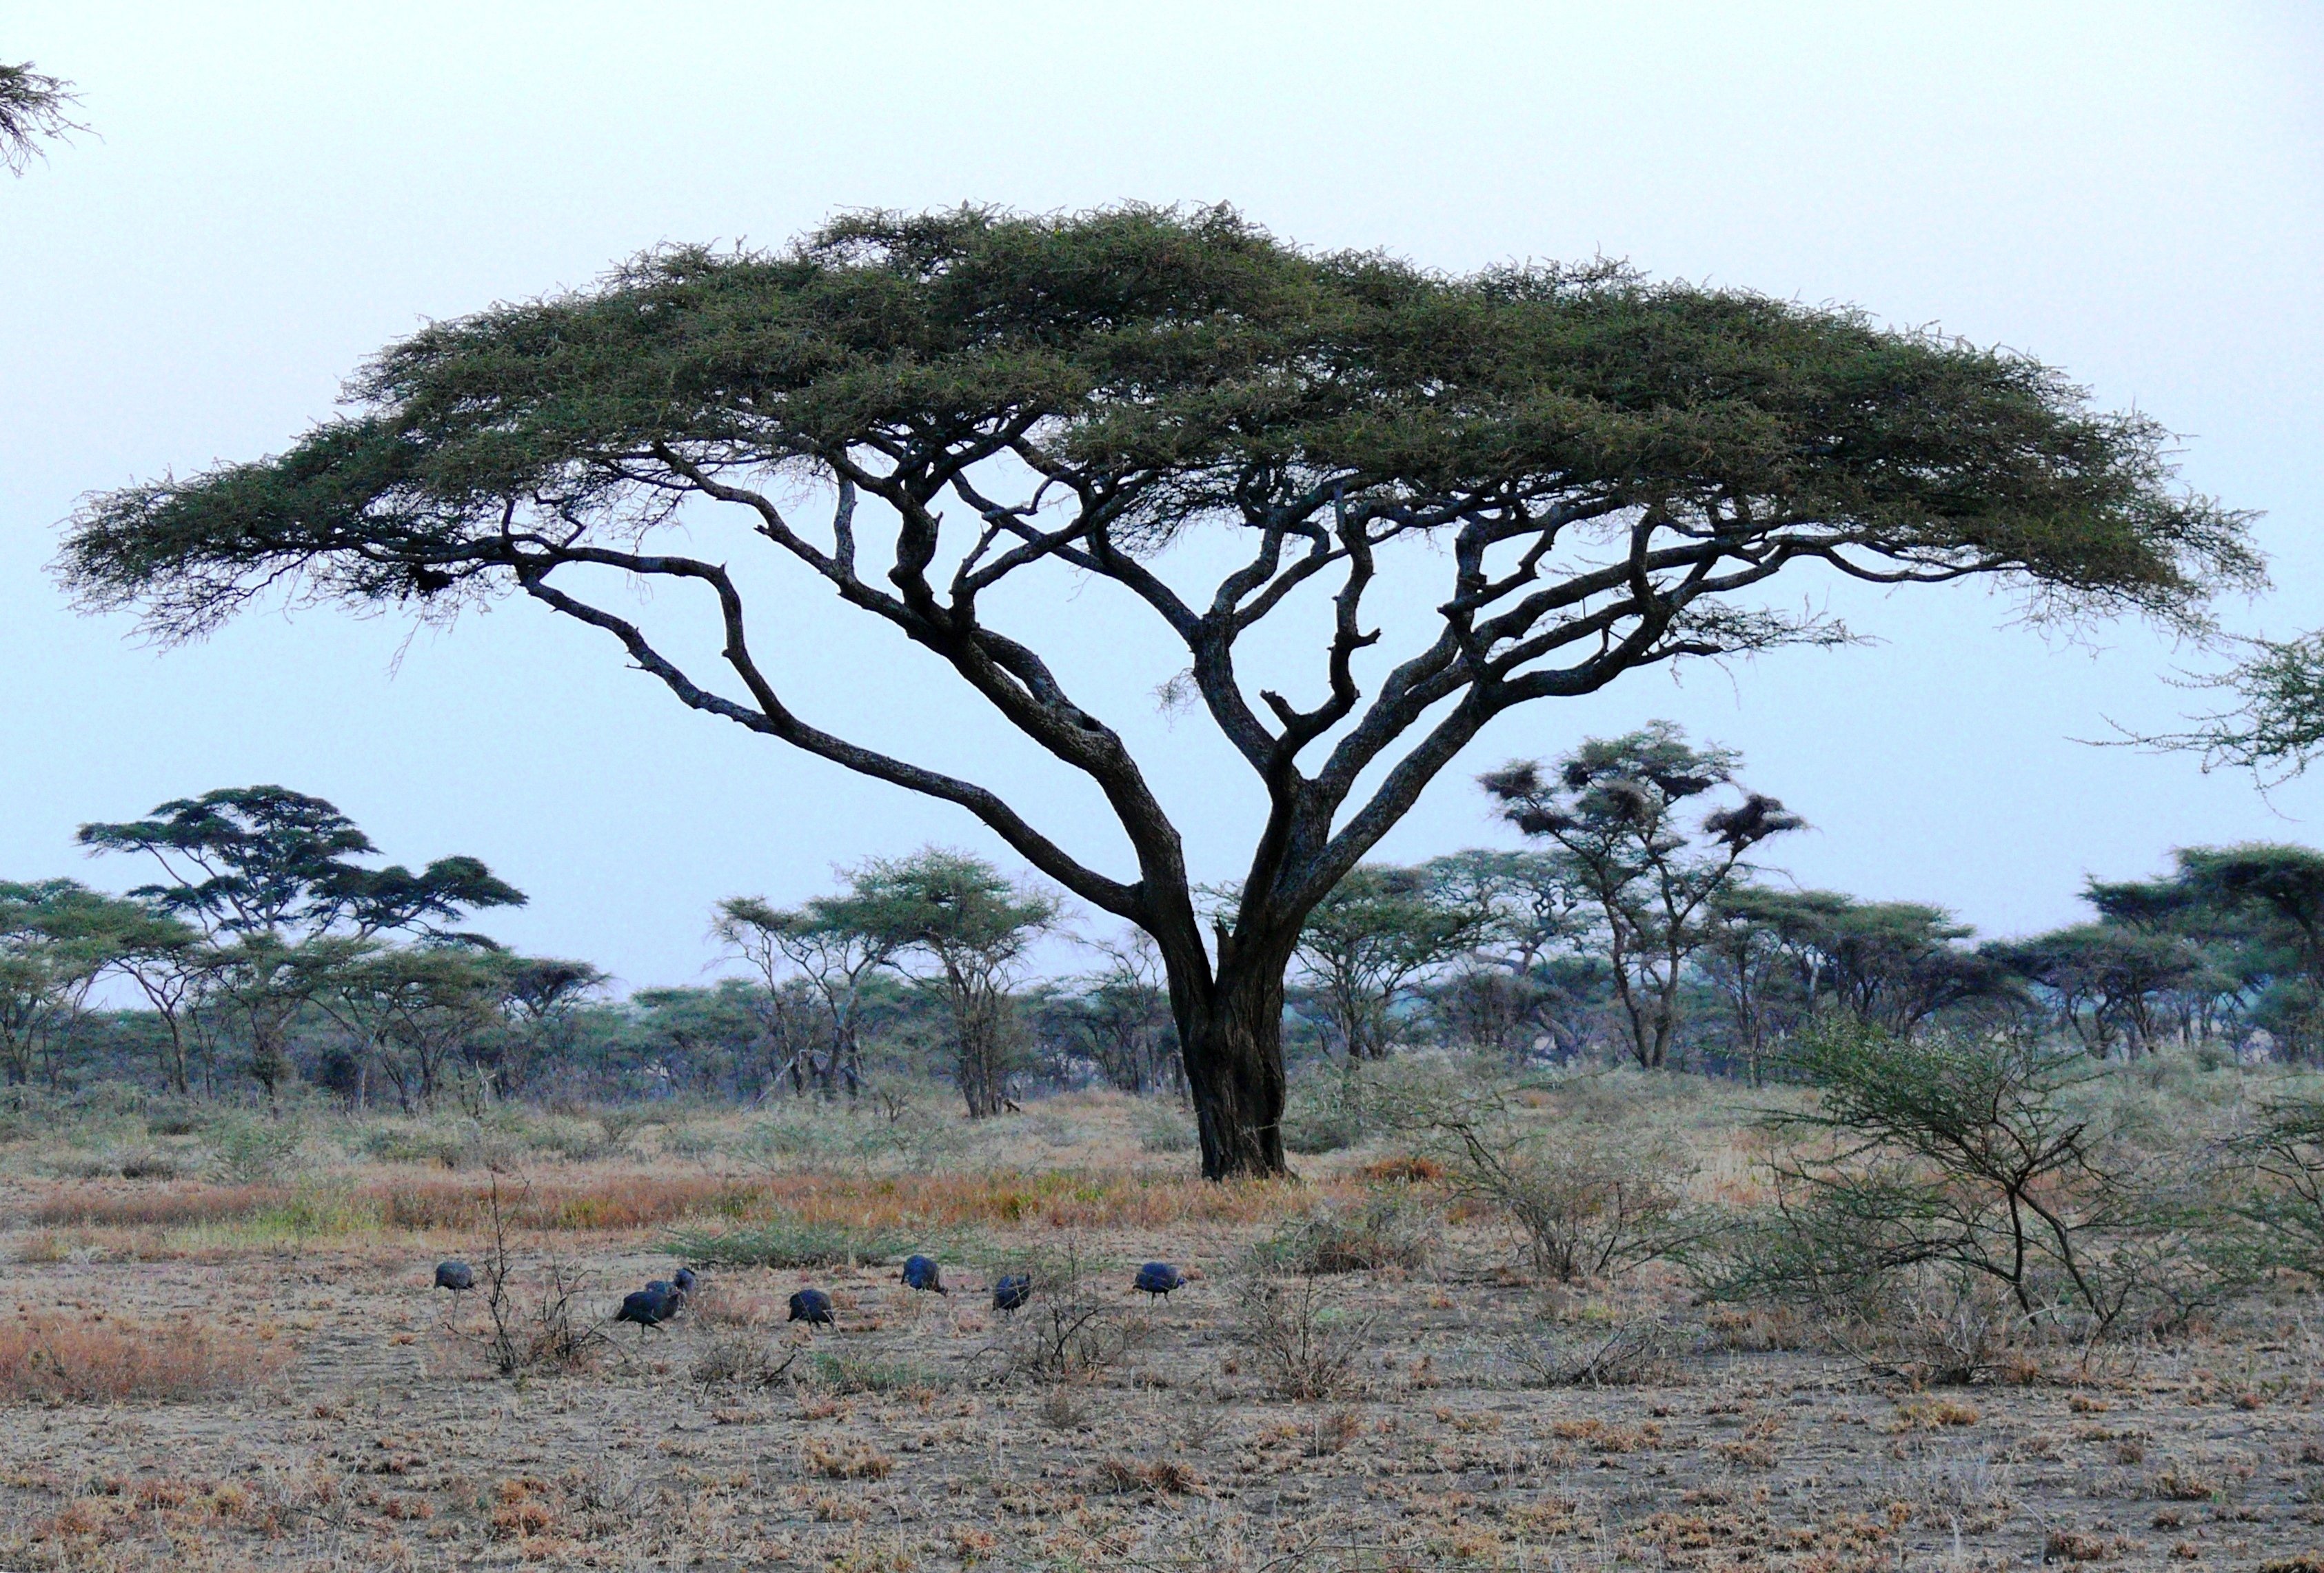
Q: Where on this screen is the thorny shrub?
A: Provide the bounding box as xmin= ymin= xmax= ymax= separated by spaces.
xmin=1230 ymin=1261 xmax=1373 ymax=1401
xmin=1371 ymin=1069 xmax=1699 ymax=1281
xmin=1251 ymin=1188 xmax=1434 ymax=1275
xmin=989 ymin=1239 xmax=1149 ymax=1383
xmin=1712 ymin=1021 xmax=2254 ymax=1348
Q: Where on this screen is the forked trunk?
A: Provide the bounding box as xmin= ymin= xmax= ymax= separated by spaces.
xmin=1176 ymin=963 xmax=1291 ymax=1180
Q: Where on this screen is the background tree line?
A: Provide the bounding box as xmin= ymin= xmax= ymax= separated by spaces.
xmin=14 ymin=739 xmax=2324 ymax=1120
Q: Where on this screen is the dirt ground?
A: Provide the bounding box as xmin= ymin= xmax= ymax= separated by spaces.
xmin=6 ymin=1210 xmax=2324 ymax=1573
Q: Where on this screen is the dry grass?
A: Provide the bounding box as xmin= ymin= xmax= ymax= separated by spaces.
xmin=0 ymin=1312 xmax=288 ymax=1403
xmin=12 ymin=1167 xmax=1323 ymax=1241
xmin=5 ymin=1079 xmax=2324 ymax=1570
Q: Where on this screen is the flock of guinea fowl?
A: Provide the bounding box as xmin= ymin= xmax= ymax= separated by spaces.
xmin=430 ymin=1253 xmax=1188 ymax=1334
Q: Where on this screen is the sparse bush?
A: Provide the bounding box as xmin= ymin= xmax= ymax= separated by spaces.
xmin=1230 ymin=1262 xmax=1373 ymax=1400
xmin=1280 ymin=1074 xmax=1362 ymax=1154
xmin=804 ymin=1436 xmax=894 ymax=1479
xmin=993 ymin=1240 xmax=1147 ymax=1382
xmin=111 ymin=1145 xmax=188 ymax=1181
xmin=474 ymin=1180 xmax=600 ymax=1377
xmin=808 ymin=1350 xmax=944 ymax=1394
xmin=690 ymin=1330 xmax=800 ymax=1394
xmin=1378 ymin=1076 xmax=1697 ymax=1281
xmin=2230 ymin=1091 xmax=2324 ymax=1280
xmin=0 ymin=1314 xmax=288 ymax=1403
xmin=209 ymin=1114 xmax=305 ymax=1183
xmin=668 ymin=1219 xmax=914 ymax=1270
xmin=1506 ymin=1315 xmax=1677 ymax=1387
xmin=1715 ymin=1021 xmax=2252 ymax=1344
xmin=1253 ymin=1189 xmax=1433 ymax=1275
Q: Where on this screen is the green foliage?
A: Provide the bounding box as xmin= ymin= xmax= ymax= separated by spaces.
xmin=667 ymin=1218 xmax=916 ymax=1270
xmin=2229 ymin=1091 xmax=2324 ymax=1281
xmin=208 ymin=1112 xmax=305 ymax=1183
xmin=1721 ymin=1020 xmax=2251 ymax=1341
xmin=1280 ymin=1074 xmax=1364 ymax=1154
xmin=1291 ymin=864 xmax=1497 ymax=1061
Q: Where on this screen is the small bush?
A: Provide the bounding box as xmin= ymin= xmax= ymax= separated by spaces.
xmin=209 ymin=1115 xmax=305 ymax=1183
xmin=0 ymin=1314 xmax=288 ymax=1403
xmin=1717 ymin=1022 xmax=2252 ymax=1343
xmin=1230 ymin=1265 xmax=1373 ymax=1400
xmin=1281 ymin=1076 xmax=1363 ymax=1154
xmin=993 ymin=1240 xmax=1148 ymax=1382
xmin=669 ymin=1219 xmax=914 ymax=1270
xmin=809 ymin=1350 xmax=944 ymax=1394
xmin=690 ymin=1330 xmax=800 ymax=1393
xmin=1507 ymin=1316 xmax=1677 ymax=1387
xmin=1380 ymin=1078 xmax=1697 ymax=1281
xmin=804 ymin=1436 xmax=894 ymax=1479
xmin=1253 ymin=1190 xmax=1433 ymax=1275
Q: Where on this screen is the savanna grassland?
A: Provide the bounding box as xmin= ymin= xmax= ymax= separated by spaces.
xmin=4 ymin=1074 xmax=2324 ymax=1573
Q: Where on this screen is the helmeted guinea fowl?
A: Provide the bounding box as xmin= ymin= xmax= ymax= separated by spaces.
xmin=900 ymin=1254 xmax=947 ymax=1295
xmin=787 ymin=1288 xmax=834 ymax=1326
xmin=991 ymin=1274 xmax=1032 ymax=1313
xmin=434 ymin=1260 xmax=475 ymax=1294
xmin=1134 ymin=1261 xmax=1185 ymax=1299
xmin=643 ymin=1268 xmax=698 ymax=1314
xmin=616 ymin=1285 xmax=676 ymax=1331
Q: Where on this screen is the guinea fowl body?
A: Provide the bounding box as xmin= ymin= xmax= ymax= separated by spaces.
xmin=1134 ymin=1261 xmax=1184 ymax=1299
xmin=616 ymin=1288 xmax=674 ymax=1328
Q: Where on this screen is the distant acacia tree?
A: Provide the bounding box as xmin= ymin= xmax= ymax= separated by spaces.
xmin=59 ymin=207 xmax=2254 ymax=1173
xmin=1485 ymin=724 xmax=1803 ymax=1068
xmin=77 ymin=786 xmax=524 ymax=1098
xmin=1987 ymin=924 xmax=2207 ymax=1057
xmin=0 ymin=880 xmax=176 ymax=1091
xmin=823 ymin=850 xmax=1058 ymax=1119
xmin=482 ymin=955 xmax=609 ymax=1097
xmin=1035 ymin=934 xmax=1181 ymax=1095
xmin=1290 ymin=864 xmax=1494 ymax=1061
xmin=0 ymin=60 xmax=83 ymax=175
xmin=1422 ymin=849 xmax=1596 ymax=1061
xmin=714 ymin=893 xmax=905 ymax=1099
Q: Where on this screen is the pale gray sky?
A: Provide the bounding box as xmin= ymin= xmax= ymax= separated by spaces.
xmin=3 ymin=3 xmax=2318 ymax=990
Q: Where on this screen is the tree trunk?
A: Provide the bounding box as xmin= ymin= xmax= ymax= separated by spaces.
xmin=1175 ymin=962 xmax=1291 ymax=1181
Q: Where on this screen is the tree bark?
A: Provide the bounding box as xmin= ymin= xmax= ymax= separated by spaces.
xmin=1174 ymin=958 xmax=1291 ymax=1181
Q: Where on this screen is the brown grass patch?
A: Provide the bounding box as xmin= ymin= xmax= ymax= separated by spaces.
xmin=805 ymin=1437 xmax=893 ymax=1480
xmin=0 ymin=1313 xmax=289 ymax=1403
xmin=16 ymin=1167 xmax=1321 ymax=1238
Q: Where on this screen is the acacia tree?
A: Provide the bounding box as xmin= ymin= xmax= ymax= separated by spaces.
xmin=0 ymin=880 xmax=170 ymax=1091
xmin=1291 ymin=863 xmax=1493 ymax=1061
xmin=825 ymin=850 xmax=1058 ymax=1119
xmin=1484 ymin=723 xmax=1804 ymax=1068
xmin=77 ymin=786 xmax=525 ymax=1097
xmin=58 ymin=206 xmax=2254 ymax=1174
xmin=1422 ymin=848 xmax=1596 ymax=1061
xmin=714 ymin=894 xmax=902 ymax=1098
xmin=1037 ymin=934 xmax=1181 ymax=1095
